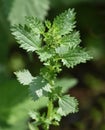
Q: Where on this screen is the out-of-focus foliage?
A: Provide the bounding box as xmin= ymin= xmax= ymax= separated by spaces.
xmin=50 ymin=0 xmax=105 ymax=8
xmin=0 ymin=79 xmax=49 ymax=129
xmin=56 ymin=78 xmax=78 ymax=93
xmin=1 ymin=0 xmax=49 ymax=24
xmin=8 ymin=0 xmax=49 ymax=24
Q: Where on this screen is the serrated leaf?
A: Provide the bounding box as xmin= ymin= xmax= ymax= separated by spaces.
xmin=29 ymin=76 xmax=52 ymax=100
xmin=14 ymin=69 xmax=34 ymax=85
xmin=61 ymin=47 xmax=93 ymax=68
xmin=60 ymin=31 xmax=81 ymax=48
xmin=37 ymin=46 xmax=55 ymax=62
xmin=45 ymin=20 xmax=51 ymax=29
xmin=55 ymin=44 xmax=69 ymax=55
xmin=38 ymin=51 xmax=52 ymax=62
xmin=26 ymin=17 xmax=45 ymax=34
xmin=58 ymin=95 xmax=78 ymax=116
xmin=55 ymin=31 xmax=81 ymax=55
xmin=11 ymin=18 xmax=43 ymax=52
xmin=55 ymin=32 xmax=81 ymax=55
xmin=8 ymin=0 xmax=49 ymax=24
xmin=56 ymin=78 xmax=78 ymax=93
xmin=52 ymin=8 xmax=76 ymax=36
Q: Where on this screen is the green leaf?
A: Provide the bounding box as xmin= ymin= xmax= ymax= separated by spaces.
xmin=45 ymin=20 xmax=51 ymax=29
xmin=56 ymin=78 xmax=78 ymax=93
xmin=14 ymin=69 xmax=34 ymax=85
xmin=58 ymin=95 xmax=78 ymax=116
xmin=11 ymin=18 xmax=44 ymax=52
xmin=52 ymin=8 xmax=76 ymax=36
xmin=26 ymin=17 xmax=45 ymax=34
xmin=3 ymin=99 xmax=44 ymax=130
xmin=0 ymin=79 xmax=28 ymax=126
xmin=47 ymin=109 xmax=61 ymax=125
xmin=28 ymin=123 xmax=36 ymax=130
xmin=8 ymin=0 xmax=49 ymax=24
xmin=38 ymin=47 xmax=55 ymax=62
xmin=29 ymin=111 xmax=40 ymax=121
xmin=29 ymin=76 xmax=52 ymax=100
xmin=55 ymin=31 xmax=81 ymax=55
xmin=60 ymin=31 xmax=81 ymax=48
xmin=38 ymin=51 xmax=52 ymax=62
xmin=55 ymin=44 xmax=69 ymax=55
xmin=61 ymin=47 xmax=93 ymax=68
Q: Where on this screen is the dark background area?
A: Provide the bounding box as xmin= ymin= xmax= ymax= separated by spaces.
xmin=0 ymin=0 xmax=105 ymax=130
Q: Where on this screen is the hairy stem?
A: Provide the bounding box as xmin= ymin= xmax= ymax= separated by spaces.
xmin=44 ymin=99 xmax=53 ymax=130
xmin=47 ymin=99 xmax=53 ymax=118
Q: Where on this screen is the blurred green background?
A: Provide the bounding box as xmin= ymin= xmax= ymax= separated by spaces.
xmin=0 ymin=0 xmax=105 ymax=130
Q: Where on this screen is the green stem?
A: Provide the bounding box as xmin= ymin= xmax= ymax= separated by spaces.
xmin=47 ymin=99 xmax=53 ymax=119
xmin=44 ymin=99 xmax=53 ymax=130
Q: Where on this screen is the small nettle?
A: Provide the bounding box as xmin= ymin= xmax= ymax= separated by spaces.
xmin=11 ymin=8 xmax=92 ymax=130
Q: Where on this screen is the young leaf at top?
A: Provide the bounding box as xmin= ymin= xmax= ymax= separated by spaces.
xmin=52 ymin=8 xmax=76 ymax=36
xmin=58 ymin=95 xmax=78 ymax=116
xmin=14 ymin=69 xmax=34 ymax=85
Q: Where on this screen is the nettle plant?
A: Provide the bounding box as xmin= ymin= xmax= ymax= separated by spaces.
xmin=11 ymin=9 xmax=92 ymax=130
